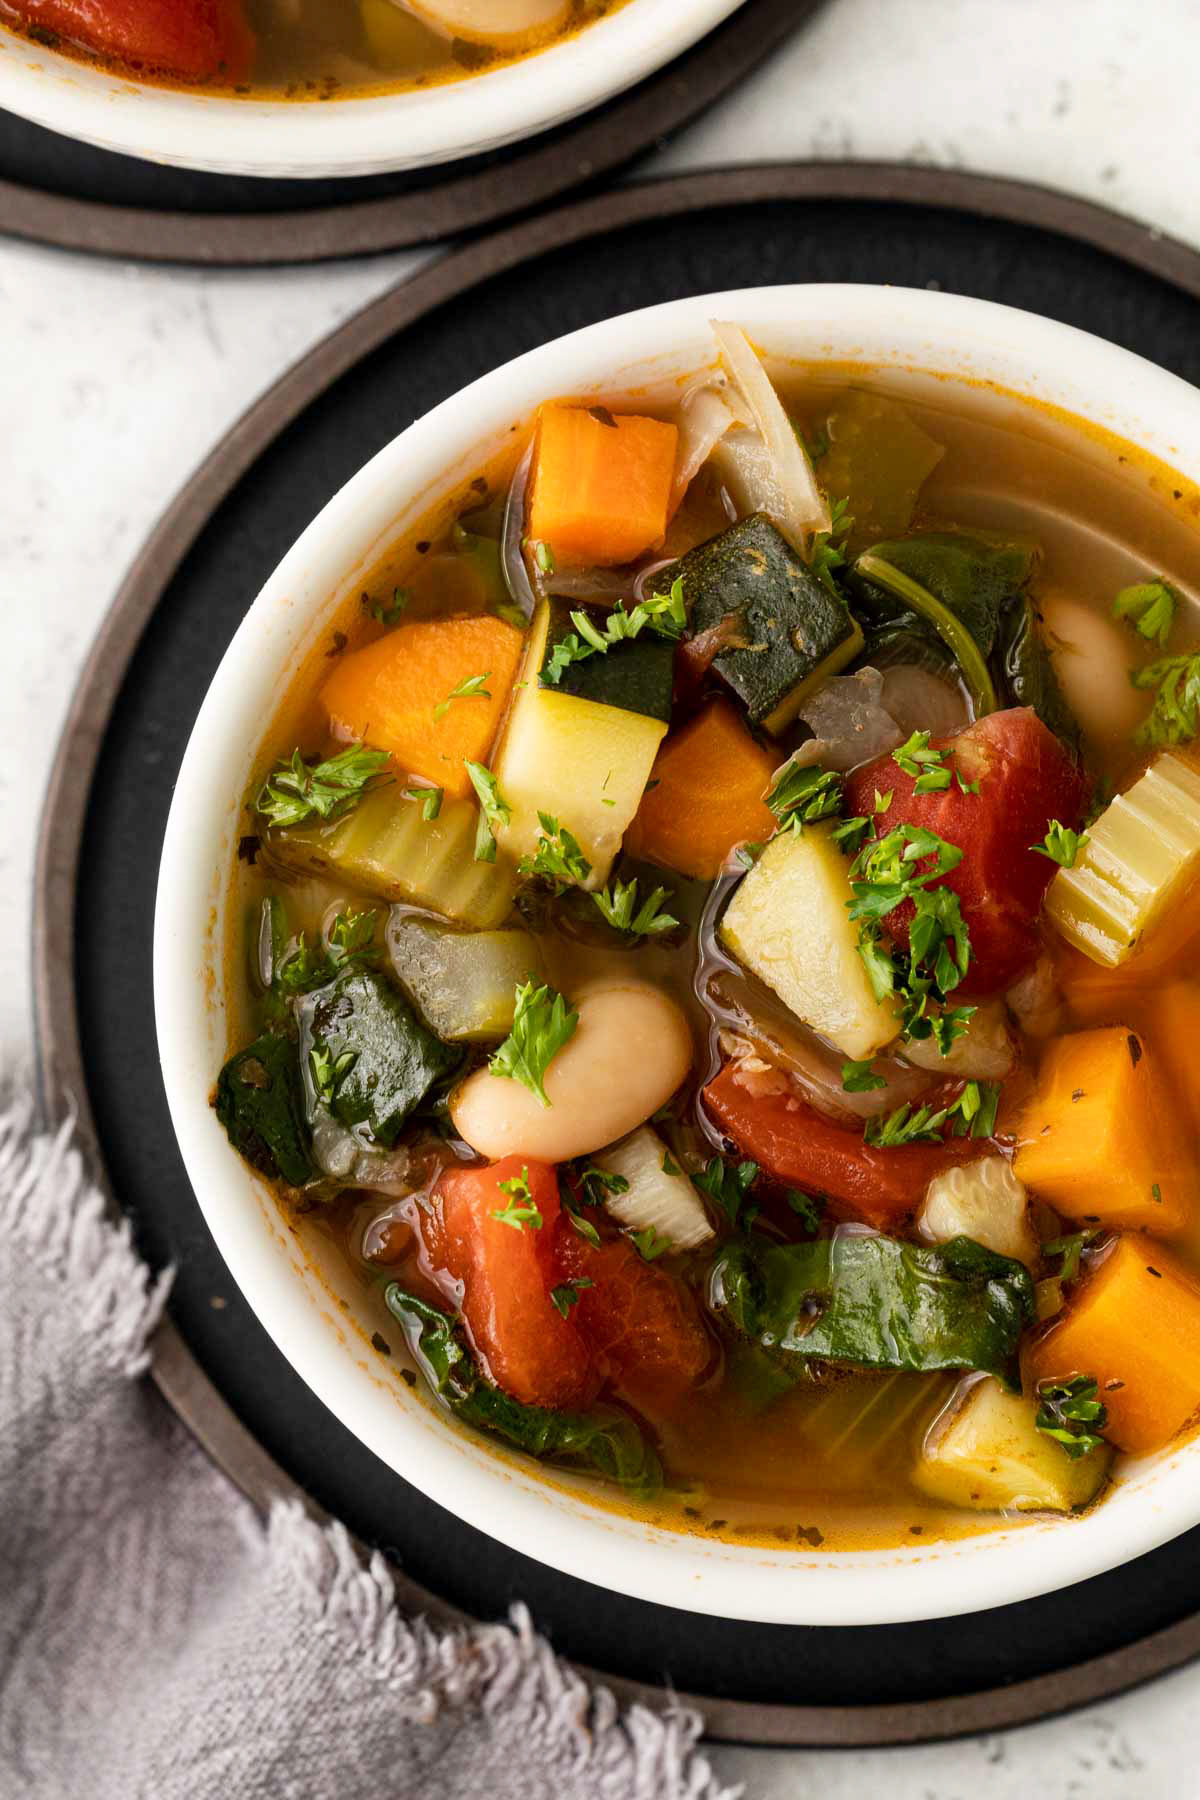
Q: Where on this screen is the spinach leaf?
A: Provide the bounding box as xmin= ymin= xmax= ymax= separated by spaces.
xmin=385 ymin=1288 xmax=661 ymax=1496
xmin=214 ymin=1033 xmax=313 ymax=1187
xmin=997 ymin=596 xmax=1084 ymax=756
xmin=297 ymin=968 xmax=461 ymax=1147
xmin=849 ymin=531 xmax=1037 ymax=656
xmin=708 ymin=1231 xmax=1034 ymax=1390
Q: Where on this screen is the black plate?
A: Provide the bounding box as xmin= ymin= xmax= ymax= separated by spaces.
xmin=33 ymin=164 xmax=1200 ymax=1746
xmin=0 ymin=0 xmax=816 ymax=263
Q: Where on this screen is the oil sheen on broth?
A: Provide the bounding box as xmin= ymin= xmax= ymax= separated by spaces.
xmin=217 ymin=341 xmax=1200 ymax=1553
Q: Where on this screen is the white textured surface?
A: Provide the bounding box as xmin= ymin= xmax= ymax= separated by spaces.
xmin=3 ymin=0 xmax=1200 ymax=1786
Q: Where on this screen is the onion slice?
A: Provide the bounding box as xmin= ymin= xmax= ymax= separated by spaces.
xmin=710 ymin=320 xmax=831 ymax=550
xmin=669 ymin=383 xmax=737 ymax=514
xmin=395 ymin=0 xmax=570 ymax=46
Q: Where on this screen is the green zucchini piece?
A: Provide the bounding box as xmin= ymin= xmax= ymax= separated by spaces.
xmin=385 ymin=1286 xmax=662 ymax=1497
xmin=296 ymin=967 xmax=461 ymax=1147
xmin=708 ymin=1231 xmax=1035 ymax=1389
xmin=656 ymin=513 xmax=864 ymax=734
xmin=386 ymin=915 xmax=544 ymax=1042
xmin=215 ymin=1033 xmax=313 ymax=1187
xmin=538 ymin=597 xmax=675 ymax=722
xmin=267 ymin=784 xmax=518 ymax=930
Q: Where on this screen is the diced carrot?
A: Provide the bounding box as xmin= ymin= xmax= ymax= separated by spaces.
xmin=1014 ymin=1027 xmax=1197 ymax=1233
xmin=624 ymin=699 xmax=779 ymax=879
xmin=702 ymin=1062 xmax=986 ymax=1231
xmin=554 ymin=1225 xmax=710 ymax=1409
xmin=431 ymin=1158 xmax=597 ymax=1411
xmin=321 ymin=614 xmax=523 ymax=801
xmin=1026 ymin=1235 xmax=1200 ymax=1453
xmin=528 ymin=404 xmax=678 ymax=568
xmin=19 ymin=0 xmax=254 ymax=80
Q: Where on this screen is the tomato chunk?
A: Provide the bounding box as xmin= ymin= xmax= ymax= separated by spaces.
xmin=844 ymin=708 xmax=1088 ymax=996
xmin=18 ymin=0 xmax=254 ymax=82
xmin=430 ymin=1158 xmax=597 ymax=1412
xmin=703 ymin=1062 xmax=987 ymax=1230
xmin=554 ymin=1226 xmax=710 ymax=1409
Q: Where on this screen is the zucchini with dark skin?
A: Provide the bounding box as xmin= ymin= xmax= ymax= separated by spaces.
xmin=214 ymin=1033 xmax=313 ymax=1187
xmin=385 ymin=1287 xmax=663 ymax=1496
xmin=537 ymin=595 xmax=675 ymax=722
xmin=708 ymin=1231 xmax=1036 ymax=1389
xmin=655 ymin=513 xmax=864 ymax=734
xmin=297 ymin=967 xmax=462 ymax=1147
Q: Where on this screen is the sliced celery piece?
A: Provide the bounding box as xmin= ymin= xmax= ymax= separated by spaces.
xmin=268 ymin=786 xmax=517 ymax=930
xmin=386 ymin=915 xmax=543 ymax=1041
xmin=1045 ymin=753 xmax=1200 ymax=966
xmin=592 ymin=1125 xmax=714 ymax=1250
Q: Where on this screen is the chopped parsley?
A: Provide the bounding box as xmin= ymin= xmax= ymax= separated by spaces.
xmin=464 ymin=760 xmax=511 ymax=863
xmin=404 ymin=784 xmax=443 ymax=821
xmin=309 ymin=1043 xmax=357 ymax=1105
xmin=662 ymin=1151 xmax=683 ymax=1177
xmin=767 ymin=762 xmax=844 ymax=832
xmin=1042 ymin=1229 xmax=1100 ymax=1283
xmin=810 ymin=496 xmax=854 ymax=599
xmin=631 ymin=1225 xmax=671 ymax=1262
xmin=527 ymin=538 xmax=556 ymax=576
xmin=1035 ymin=1375 xmax=1108 ymax=1459
xmin=256 ymin=743 xmax=390 ymax=829
xmin=892 ymin=729 xmax=953 ymax=794
xmin=518 ymin=813 xmax=593 ymax=888
xmin=847 ymin=823 xmax=972 ymax=1047
xmin=947 ymin=1080 xmax=1002 ymax=1139
xmin=842 ymin=1058 xmax=886 ymax=1093
xmin=488 ymin=978 xmax=579 ymax=1108
xmin=491 ymin=1166 xmax=544 ymax=1231
xmin=1031 ymin=820 xmax=1089 ymax=867
xmin=786 ymin=1191 xmax=825 ymax=1234
xmin=541 ymin=581 xmax=688 ymax=685
xmin=1113 ymin=578 xmax=1178 ymax=648
xmin=863 ymin=1102 xmax=952 ymax=1147
xmin=366 ymin=587 xmax=410 ymax=626
xmin=592 ymin=876 xmax=679 ymax=937
xmin=550 ymin=1277 xmax=594 ymax=1317
xmin=1132 ymin=651 xmax=1200 ymax=747
xmin=433 ymin=670 xmax=492 ymax=722
xmin=577 ymin=1165 xmax=629 ymax=1206
xmin=695 ymin=1157 xmax=758 ymax=1229
xmin=273 ymin=907 xmax=379 ymax=998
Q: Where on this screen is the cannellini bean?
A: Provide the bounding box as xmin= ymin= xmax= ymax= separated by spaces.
xmin=1039 ymin=588 xmax=1150 ymax=743
xmin=902 ymin=999 xmax=1016 ymax=1080
xmin=450 ymin=981 xmax=693 ymax=1163
xmin=397 ymin=0 xmax=569 ymax=45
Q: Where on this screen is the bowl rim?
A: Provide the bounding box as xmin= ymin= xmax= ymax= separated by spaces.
xmin=154 ymin=282 xmax=1200 ymax=1626
xmin=0 ymin=0 xmax=745 ymax=178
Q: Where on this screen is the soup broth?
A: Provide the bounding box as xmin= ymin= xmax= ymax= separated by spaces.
xmin=215 ymin=332 xmax=1200 ymax=1551
xmin=0 ymin=0 xmax=626 ymax=98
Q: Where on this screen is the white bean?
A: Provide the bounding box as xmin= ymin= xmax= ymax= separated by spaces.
xmin=450 ymin=981 xmax=693 ymax=1164
xmin=1039 ymin=589 xmax=1149 ymax=744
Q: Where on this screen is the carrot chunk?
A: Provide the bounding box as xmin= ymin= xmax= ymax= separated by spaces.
xmin=19 ymin=0 xmax=254 ymax=80
xmin=1027 ymin=1235 xmax=1200 ymax=1453
xmin=321 ymin=615 xmax=523 ymax=801
xmin=528 ymin=404 xmax=678 ymax=568
xmin=554 ymin=1226 xmax=710 ymax=1408
xmin=625 ymin=699 xmax=778 ymax=879
xmin=430 ymin=1158 xmax=597 ymax=1411
xmin=1014 ymin=1026 xmax=1197 ymax=1234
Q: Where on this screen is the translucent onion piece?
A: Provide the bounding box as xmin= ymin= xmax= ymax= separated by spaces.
xmin=669 ymin=384 xmax=737 ymax=514
xmin=782 ymin=668 xmax=904 ymax=774
xmin=500 ymin=440 xmax=537 ymax=621
xmin=878 ymin=664 xmax=969 ymax=740
xmin=395 ymin=0 xmax=569 ymax=46
xmin=710 ymin=320 xmax=831 ymax=548
xmin=902 ymin=999 xmax=1016 ymax=1081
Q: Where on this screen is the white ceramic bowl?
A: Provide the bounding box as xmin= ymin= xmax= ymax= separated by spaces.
xmin=155 ymin=285 xmax=1200 ymax=1625
xmin=0 ymin=0 xmax=744 ymax=178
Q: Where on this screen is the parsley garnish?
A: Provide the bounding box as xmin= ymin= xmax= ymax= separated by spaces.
xmin=256 ymin=743 xmax=390 ymax=829
xmin=786 ymin=1191 xmax=825 ymax=1234
xmin=273 ymin=907 xmax=379 ymax=998
xmin=1031 ymin=820 xmax=1088 ymax=867
xmin=592 ymin=876 xmax=679 ymax=937
xmin=662 ymin=1151 xmax=682 ymax=1177
xmin=1114 ymin=578 xmax=1177 ymax=648
xmin=464 ymin=760 xmax=511 ymax=862
xmin=892 ymin=729 xmax=953 ymax=793
xmin=1035 ymin=1375 xmax=1108 ymax=1459
xmin=874 ymin=788 xmax=894 ymax=814
xmin=540 ymin=582 xmax=688 ymax=685
xmin=695 ymin=1157 xmax=758 ymax=1228
xmin=550 ymin=1277 xmax=594 ymax=1317
xmin=309 ymin=1044 xmax=358 ymax=1105
xmin=1132 ymin=651 xmax=1200 ymax=747
xmin=488 ymin=978 xmax=579 ymax=1107
xmin=1042 ymin=1229 xmax=1099 ymax=1283
xmin=767 ymin=762 xmax=844 ymax=832
xmin=577 ymin=1165 xmax=629 ymax=1206
xmin=491 ymin=1166 xmax=544 ymax=1231
xmin=947 ymin=1080 xmax=1001 ymax=1139
xmin=631 ymin=1226 xmax=671 ymax=1262
xmin=433 ymin=671 xmax=492 ymax=722
xmin=864 ymin=1102 xmax=951 ymax=1147
xmin=842 ymin=1058 xmax=886 ymax=1093
xmin=810 ymin=496 xmax=854 ymax=599
xmin=847 ymin=824 xmax=972 ymax=1045
xmin=734 ymin=842 xmax=765 ymax=869
xmin=366 ymin=587 xmax=410 ymax=626
xmin=518 ymin=813 xmax=593 ymax=888
xmin=404 ymin=784 xmax=443 ymax=821
xmin=526 ymin=538 xmax=556 ymax=575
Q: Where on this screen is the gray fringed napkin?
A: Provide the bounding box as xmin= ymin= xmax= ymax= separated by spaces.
xmin=0 ymin=1098 xmax=738 ymax=1800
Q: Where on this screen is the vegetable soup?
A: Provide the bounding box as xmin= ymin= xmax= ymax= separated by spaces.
xmin=0 ymin=0 xmax=626 ymax=97
xmin=216 ymin=322 xmax=1200 ymax=1550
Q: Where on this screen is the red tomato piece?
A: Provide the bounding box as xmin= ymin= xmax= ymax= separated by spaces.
xmin=702 ymin=1062 xmax=988 ymax=1230
xmin=18 ymin=0 xmax=254 ymax=82
xmin=430 ymin=1158 xmax=597 ymax=1412
xmin=554 ymin=1226 xmax=711 ymax=1409
xmin=844 ymin=707 xmax=1088 ymax=996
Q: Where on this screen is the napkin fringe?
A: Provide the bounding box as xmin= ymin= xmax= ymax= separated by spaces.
xmin=272 ymin=1489 xmax=737 ymax=1800
xmin=0 ymin=1093 xmax=172 ymax=1378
